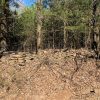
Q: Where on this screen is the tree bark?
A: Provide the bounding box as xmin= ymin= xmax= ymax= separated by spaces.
xmin=37 ymin=22 xmax=42 ymax=49
xmin=36 ymin=0 xmax=43 ymax=49
xmin=63 ymin=21 xmax=67 ymax=48
xmin=90 ymin=0 xmax=98 ymax=47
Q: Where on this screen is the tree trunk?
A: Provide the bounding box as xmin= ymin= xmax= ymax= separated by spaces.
xmin=3 ymin=0 xmax=10 ymax=49
xmin=0 ymin=0 xmax=9 ymax=50
xmin=4 ymin=0 xmax=10 ymax=34
xmin=36 ymin=0 xmax=43 ymax=49
xmin=86 ymin=20 xmax=91 ymax=49
xmin=90 ymin=0 xmax=98 ymax=47
xmin=63 ymin=21 xmax=67 ymax=48
xmin=37 ymin=23 xmax=42 ymax=49
xmin=52 ymin=31 xmax=55 ymax=49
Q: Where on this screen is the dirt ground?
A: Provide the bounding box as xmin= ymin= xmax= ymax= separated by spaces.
xmin=0 ymin=49 xmax=100 ymax=100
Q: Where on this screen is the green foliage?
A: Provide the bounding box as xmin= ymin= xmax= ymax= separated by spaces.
xmin=1 ymin=0 xmax=99 ymax=50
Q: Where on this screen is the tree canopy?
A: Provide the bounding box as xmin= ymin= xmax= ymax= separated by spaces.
xmin=0 ymin=0 xmax=99 ymax=52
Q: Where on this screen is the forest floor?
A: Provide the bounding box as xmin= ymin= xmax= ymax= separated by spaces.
xmin=0 ymin=48 xmax=100 ymax=100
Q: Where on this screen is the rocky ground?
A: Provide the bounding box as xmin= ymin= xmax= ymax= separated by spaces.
xmin=0 ymin=48 xmax=100 ymax=100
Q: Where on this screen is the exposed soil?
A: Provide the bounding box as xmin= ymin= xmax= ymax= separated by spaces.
xmin=0 ymin=49 xmax=100 ymax=100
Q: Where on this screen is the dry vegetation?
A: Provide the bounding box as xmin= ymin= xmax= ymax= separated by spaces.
xmin=0 ymin=49 xmax=100 ymax=100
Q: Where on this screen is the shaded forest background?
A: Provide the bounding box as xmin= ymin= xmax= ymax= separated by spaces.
xmin=0 ymin=0 xmax=100 ymax=53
